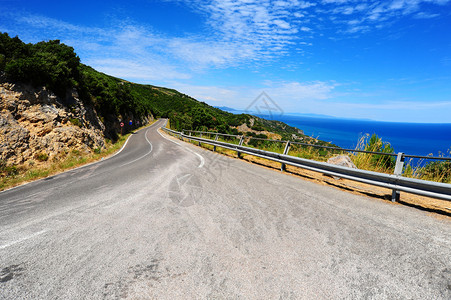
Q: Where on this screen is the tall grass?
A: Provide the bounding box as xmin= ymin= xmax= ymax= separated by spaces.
xmin=403 ymin=150 xmax=451 ymax=183
xmin=350 ymin=134 xmax=395 ymax=174
xmin=418 ymin=159 xmax=451 ymax=183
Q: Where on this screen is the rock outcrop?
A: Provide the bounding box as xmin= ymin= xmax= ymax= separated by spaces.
xmin=326 ymin=155 xmax=357 ymax=180
xmin=0 ymin=82 xmax=105 ymax=166
xmin=327 ymin=155 xmax=357 ymax=169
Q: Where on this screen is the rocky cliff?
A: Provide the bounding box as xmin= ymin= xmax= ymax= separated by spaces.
xmin=0 ymin=82 xmax=105 ymax=167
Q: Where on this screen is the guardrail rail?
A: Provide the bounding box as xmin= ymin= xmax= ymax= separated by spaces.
xmin=161 ymin=127 xmax=451 ymax=202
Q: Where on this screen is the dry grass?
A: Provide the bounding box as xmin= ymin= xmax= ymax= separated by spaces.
xmin=349 ymin=135 xmax=395 ymax=174
xmin=183 ymin=131 xmax=450 ymax=184
xmin=256 ymin=134 xmax=450 ymax=184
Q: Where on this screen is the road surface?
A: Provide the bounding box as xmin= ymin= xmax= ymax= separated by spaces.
xmin=1 ymin=119 xmax=450 ymax=299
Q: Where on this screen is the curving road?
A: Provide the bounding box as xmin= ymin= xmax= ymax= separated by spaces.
xmin=0 ymin=119 xmax=450 ymax=299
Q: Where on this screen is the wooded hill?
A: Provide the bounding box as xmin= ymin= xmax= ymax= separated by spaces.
xmin=0 ymin=32 xmax=330 ymax=145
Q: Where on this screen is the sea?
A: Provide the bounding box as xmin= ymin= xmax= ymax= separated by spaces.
xmin=247 ymin=112 xmax=451 ymax=158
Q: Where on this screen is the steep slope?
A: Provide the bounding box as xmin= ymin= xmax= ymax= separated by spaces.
xmin=0 ymin=82 xmax=105 ymax=166
xmin=0 ymin=32 xmax=332 ymax=172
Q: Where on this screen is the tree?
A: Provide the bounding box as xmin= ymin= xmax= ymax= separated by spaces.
xmin=364 ymin=134 xmax=395 ymax=170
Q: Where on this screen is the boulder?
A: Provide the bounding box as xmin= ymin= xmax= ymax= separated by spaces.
xmin=326 ymin=155 xmax=357 ymax=180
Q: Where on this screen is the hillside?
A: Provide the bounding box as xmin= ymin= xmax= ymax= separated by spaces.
xmin=78 ymin=64 xmax=314 ymax=142
xmin=0 ymin=33 xmax=333 ymax=170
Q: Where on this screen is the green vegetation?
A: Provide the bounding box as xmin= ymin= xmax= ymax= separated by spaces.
xmin=0 ymin=32 xmax=314 ymax=142
xmin=69 ymin=118 xmax=82 ymax=127
xmin=34 ymin=152 xmax=49 ymax=162
xmin=0 ymin=33 xmax=80 ymax=98
xmin=2 ymin=33 xmax=448 ymax=186
xmin=0 ymin=160 xmax=18 ymax=177
xmin=352 ymin=134 xmax=396 ymax=172
xmin=418 ymin=160 xmax=451 ymax=183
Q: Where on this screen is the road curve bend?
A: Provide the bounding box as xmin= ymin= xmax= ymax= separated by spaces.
xmin=0 ymin=119 xmax=450 ymax=299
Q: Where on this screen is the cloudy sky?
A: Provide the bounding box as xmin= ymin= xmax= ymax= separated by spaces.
xmin=1 ymin=0 xmax=451 ymax=122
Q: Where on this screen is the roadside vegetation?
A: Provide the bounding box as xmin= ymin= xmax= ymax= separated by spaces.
xmin=2 ymin=33 xmax=449 ymax=187
xmin=179 ymin=129 xmax=451 ymax=184
xmin=0 ymin=33 xmax=326 ymax=190
xmin=1 ymin=32 xmax=311 ymax=141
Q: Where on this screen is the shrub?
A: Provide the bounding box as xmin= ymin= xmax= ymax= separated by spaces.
xmin=0 ymin=160 xmax=17 ymax=177
xmin=2 ymin=165 xmax=18 ymax=177
xmin=351 ymin=134 xmax=396 ymax=173
xmin=70 ymin=118 xmax=82 ymax=127
xmin=364 ymin=134 xmax=395 ymax=170
xmin=251 ymin=124 xmax=265 ymax=131
xmin=35 ymin=152 xmax=49 ymax=162
xmin=420 ymin=161 xmax=451 ymax=183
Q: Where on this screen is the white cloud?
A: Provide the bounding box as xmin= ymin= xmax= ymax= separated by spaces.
xmin=168 ymin=83 xmax=240 ymax=103
xmin=177 ymin=80 xmax=451 ymax=123
xmin=2 ymin=0 xmax=449 ymax=82
xmin=86 ymin=58 xmax=191 ymax=81
xmin=273 ymin=19 xmax=291 ymax=29
xmin=0 ymin=0 xmax=449 ymax=74
xmin=414 ymin=12 xmax=440 ymax=19
xmin=262 ymin=81 xmax=337 ymax=101
xmin=324 ymin=0 xmax=450 ymax=33
xmin=340 ymin=100 xmax=451 ymax=110
xmin=169 ymin=80 xmax=338 ymax=112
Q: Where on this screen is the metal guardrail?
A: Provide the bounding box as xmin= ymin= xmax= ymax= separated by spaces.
xmin=182 ymin=130 xmax=451 ymax=160
xmin=162 ymin=127 xmax=451 ymax=202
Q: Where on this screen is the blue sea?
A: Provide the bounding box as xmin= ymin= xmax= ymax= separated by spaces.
xmin=254 ymin=114 xmax=451 ymax=158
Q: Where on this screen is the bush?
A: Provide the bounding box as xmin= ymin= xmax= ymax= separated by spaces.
xmin=70 ymin=118 xmax=82 ymax=127
xmin=35 ymin=152 xmax=49 ymax=162
xmin=251 ymin=124 xmax=265 ymax=131
xmin=364 ymin=134 xmax=395 ymax=170
xmin=0 ymin=160 xmax=18 ymax=177
xmin=420 ymin=161 xmax=451 ymax=183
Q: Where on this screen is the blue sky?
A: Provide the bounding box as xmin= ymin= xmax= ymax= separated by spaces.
xmin=1 ymin=0 xmax=451 ymax=123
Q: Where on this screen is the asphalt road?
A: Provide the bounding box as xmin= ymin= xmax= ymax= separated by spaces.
xmin=1 ymin=119 xmax=450 ymax=299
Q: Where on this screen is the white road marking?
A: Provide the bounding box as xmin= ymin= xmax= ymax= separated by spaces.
xmin=0 ymin=120 xmax=163 ymax=195
xmin=119 ymin=127 xmax=153 ymax=168
xmin=0 ymin=230 xmax=48 ymax=250
xmin=112 ymin=119 xmax=161 ymax=160
xmin=158 ymin=129 xmax=205 ymax=168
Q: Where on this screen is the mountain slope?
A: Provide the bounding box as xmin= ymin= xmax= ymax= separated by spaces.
xmin=0 ymin=32 xmax=333 ymax=170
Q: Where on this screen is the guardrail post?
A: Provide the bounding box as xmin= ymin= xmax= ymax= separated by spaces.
xmin=188 ymin=132 xmax=192 ymax=143
xmin=239 ymin=135 xmax=244 ymax=146
xmin=281 ymin=141 xmax=291 ymax=171
xmin=237 ymin=135 xmax=244 ymax=158
xmin=213 ymin=134 xmax=219 ymax=151
xmin=199 ymin=133 xmax=202 ymax=147
xmin=391 ymin=152 xmax=405 ymax=202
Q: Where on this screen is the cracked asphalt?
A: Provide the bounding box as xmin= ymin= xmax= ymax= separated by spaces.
xmin=0 ymin=119 xmax=450 ymax=299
